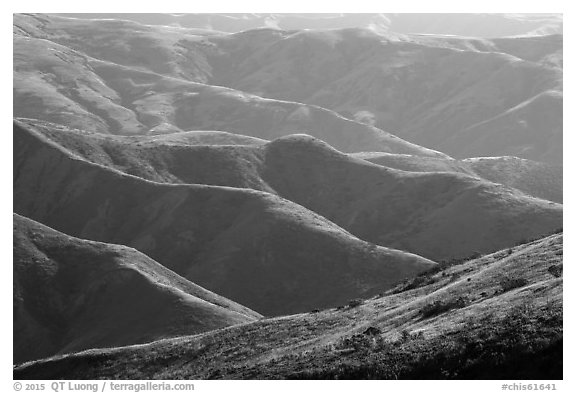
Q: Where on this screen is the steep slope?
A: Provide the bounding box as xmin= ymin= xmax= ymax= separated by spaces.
xmin=353 ymin=152 xmax=562 ymax=203
xmin=15 ymin=233 xmax=563 ymax=379
xmin=13 ymin=121 xmax=435 ymax=316
xmin=13 ymin=213 xmax=260 ymax=364
xmin=21 ymin=119 xmax=562 ymax=262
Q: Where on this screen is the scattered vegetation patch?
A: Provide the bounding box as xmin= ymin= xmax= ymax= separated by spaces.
xmin=390 ymin=251 xmax=488 ymax=295
xmin=547 ymin=265 xmax=562 ymax=278
xmin=420 ymin=296 xmax=470 ymax=319
xmin=400 ymin=329 xmax=425 ymax=342
xmin=334 ymin=327 xmax=422 ymax=354
xmin=288 ymin=303 xmax=562 ymax=380
xmin=363 ymin=326 xmax=381 ymax=336
xmin=499 ymin=277 xmax=529 ymax=292
xmin=347 ymin=299 xmax=363 ymax=308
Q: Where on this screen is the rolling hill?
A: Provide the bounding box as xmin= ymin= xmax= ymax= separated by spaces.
xmin=14 ymin=13 xmax=562 ymax=163
xmin=353 ymin=152 xmax=562 ymax=203
xmin=14 ymin=232 xmax=563 ymax=379
xmin=258 ymin=135 xmax=562 ymax=261
xmin=23 ymin=117 xmax=561 ymax=203
xmin=18 ymin=119 xmax=562 ymax=262
xmin=13 ymin=213 xmax=260 ymax=364
xmin=12 ymin=13 xmax=564 ymax=380
xmin=209 ymin=28 xmax=562 ymax=163
xmin=14 ymin=120 xmax=436 ymax=316
xmin=13 ymin=30 xmax=444 ymax=158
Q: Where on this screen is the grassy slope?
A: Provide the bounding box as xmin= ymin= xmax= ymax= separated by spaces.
xmin=258 ymin=135 xmax=562 ymax=261
xmin=441 ymin=90 xmax=563 ymax=164
xmin=14 ymin=14 xmax=562 ymax=163
xmin=14 ymin=233 xmax=562 ymax=379
xmin=22 ymin=119 xmax=562 ymax=262
xmin=14 ymin=121 xmax=435 ymax=316
xmin=463 ymin=156 xmax=562 ymax=203
xmin=204 ymin=27 xmax=562 ymax=163
xmin=13 ymin=16 xmax=444 ymax=159
xmin=353 ymin=151 xmax=562 ymax=203
xmin=13 ymin=213 xmax=260 ymax=364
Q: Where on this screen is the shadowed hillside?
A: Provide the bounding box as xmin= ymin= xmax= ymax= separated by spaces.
xmin=20 ymin=119 xmax=562 ymax=262
xmin=258 ymin=135 xmax=562 ymax=260
xmin=14 ymin=121 xmax=435 ymax=316
xmin=14 ymin=233 xmax=562 ymax=379
xmin=13 ymin=213 xmax=260 ymax=364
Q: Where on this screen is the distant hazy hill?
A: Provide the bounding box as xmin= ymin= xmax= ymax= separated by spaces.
xmin=19 ymin=119 xmax=562 ymax=262
xmin=14 ymin=121 xmax=435 ymax=316
xmin=51 ymin=13 xmax=562 ymax=37
xmin=15 ymin=233 xmax=562 ymax=379
xmin=13 ymin=213 xmax=260 ymax=364
xmin=203 ymin=29 xmax=562 ymax=163
xmin=14 ymin=14 xmax=562 ymax=163
xmin=13 ymin=29 xmax=443 ymax=158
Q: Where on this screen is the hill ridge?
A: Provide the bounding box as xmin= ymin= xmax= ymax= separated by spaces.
xmin=14 ymin=232 xmax=562 ymax=379
xmin=15 ymin=120 xmax=436 ymax=316
xmin=17 ymin=119 xmax=562 ymax=262
xmin=13 ymin=213 xmax=261 ymax=364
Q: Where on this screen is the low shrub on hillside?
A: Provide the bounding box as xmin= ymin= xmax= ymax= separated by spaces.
xmin=391 ymin=275 xmax=432 ymax=294
xmin=335 ymin=333 xmax=388 ymax=352
xmin=400 ymin=329 xmax=425 ymax=342
xmin=347 ymin=299 xmax=363 ymax=308
xmin=390 ymin=252 xmax=488 ymax=295
xmin=547 ymin=265 xmax=562 ymax=278
xmin=499 ymin=277 xmax=529 ymax=292
xmin=420 ymin=296 xmax=470 ymax=319
xmin=334 ymin=328 xmax=423 ymax=354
